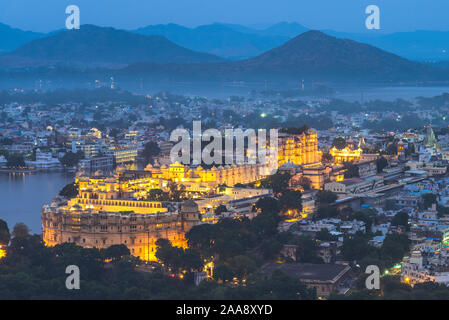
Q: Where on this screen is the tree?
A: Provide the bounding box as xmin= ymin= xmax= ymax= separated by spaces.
xmin=0 ymin=219 xmax=10 ymax=245
xmin=422 ymin=193 xmax=437 ymax=209
xmin=350 ymin=210 xmax=375 ymax=230
xmin=181 ymin=248 xmax=203 ymax=272
xmin=316 ymin=190 xmax=337 ymax=204
xmin=391 ymin=211 xmax=409 ymax=230
xmin=251 ymin=211 xmax=281 ymax=238
xmin=167 ymin=182 xmax=187 ymax=202
xmin=279 ymin=190 xmax=303 ymax=216
xmin=376 ymin=156 xmax=388 ymax=173
xmin=381 ymin=234 xmax=410 ymax=267
xmin=61 ymin=151 xmax=84 ymax=167
xmin=384 ymin=199 xmax=399 ymax=211
xmin=341 ymin=232 xmax=374 ymax=262
xmin=227 ymin=255 xmax=258 ymax=280
xmin=297 ymin=177 xmax=312 ymax=190
xmin=108 ymin=128 xmax=120 ymax=138
xmin=254 ymin=197 xmax=279 ymax=214
xmin=261 ymin=239 xmax=283 ymax=260
xmin=322 ymin=152 xmax=333 ymax=163
xmin=59 ymin=182 xmax=79 ymax=198
xmin=214 ymin=204 xmax=228 ymax=216
xmin=142 ymin=141 xmax=160 ymax=164
xmin=6 ymin=154 xmax=25 ymax=168
xmin=214 ymin=264 xmax=233 ymax=282
xmin=147 ymin=189 xmax=169 ymax=201
xmin=259 ymin=172 xmax=291 ymax=195
xmin=343 ymin=162 xmax=359 ymax=178
xmin=12 ymin=223 xmax=30 ymax=238
xmin=332 ymin=137 xmax=346 ymax=149
xmin=315 ymin=205 xmax=339 ymax=219
xmin=386 ymin=143 xmax=398 ymax=155
xmin=263 ymin=269 xmax=316 ymax=300
xmin=316 ymin=228 xmax=337 ymax=241
xmin=103 ymin=244 xmax=131 ymax=262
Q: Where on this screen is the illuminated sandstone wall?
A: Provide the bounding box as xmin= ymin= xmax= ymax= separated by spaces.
xmin=42 ymin=208 xmax=198 ymax=262
xmin=278 ymin=130 xmax=321 ymax=167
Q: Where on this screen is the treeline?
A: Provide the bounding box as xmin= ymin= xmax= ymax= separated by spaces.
xmin=0 ymin=88 xmax=148 ymax=105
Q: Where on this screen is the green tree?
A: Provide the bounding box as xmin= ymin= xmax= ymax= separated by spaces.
xmin=214 ymin=204 xmax=228 ymax=215
xmin=391 ymin=211 xmax=409 ymax=230
xmin=103 ymin=244 xmax=131 ymax=262
xmin=254 ymin=197 xmax=279 ymax=214
xmin=61 ymin=151 xmax=84 ymax=167
xmin=214 ymin=264 xmax=234 ymax=282
xmin=147 ymin=189 xmax=169 ymax=201
xmin=381 ymin=233 xmax=410 ymax=267
xmin=332 ymin=137 xmax=346 ymax=149
xmin=59 ymin=182 xmax=79 ymax=198
xmin=12 ymin=222 xmax=30 ymax=238
xmin=422 ymin=193 xmax=437 ymax=209
xmin=227 ymin=255 xmax=258 ymax=280
xmin=298 ymin=177 xmax=312 ymax=190
xmin=142 ymin=141 xmax=160 ymax=164
xmin=343 ymin=162 xmax=359 ymax=178
xmin=259 ymin=172 xmax=291 ymax=195
xmin=316 ymin=190 xmax=338 ymax=204
xmin=316 ymin=228 xmax=337 ymax=241
xmin=6 ymin=154 xmax=25 ymax=168
xmin=376 ymin=157 xmax=388 ymax=173
xmin=0 ymin=219 xmax=10 ymax=245
xmin=279 ymin=190 xmax=303 ymax=215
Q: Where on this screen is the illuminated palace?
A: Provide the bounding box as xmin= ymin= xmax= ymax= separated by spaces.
xmin=144 ymin=162 xmax=271 ymax=192
xmin=329 ymin=137 xmax=363 ymax=164
xmin=277 ymin=129 xmax=321 ymax=166
xmin=42 ymin=172 xmax=201 ymax=261
xmin=42 ymin=128 xmax=324 ymax=260
xmin=42 ymin=160 xmax=273 ymax=261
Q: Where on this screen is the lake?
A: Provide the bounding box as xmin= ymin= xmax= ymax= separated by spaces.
xmin=0 ymin=172 xmax=74 ymax=234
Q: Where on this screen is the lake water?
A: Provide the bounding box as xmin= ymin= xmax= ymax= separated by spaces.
xmin=0 ymin=172 xmax=74 ymax=234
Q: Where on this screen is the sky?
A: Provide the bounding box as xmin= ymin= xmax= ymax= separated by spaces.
xmin=0 ymin=0 xmax=447 ymax=33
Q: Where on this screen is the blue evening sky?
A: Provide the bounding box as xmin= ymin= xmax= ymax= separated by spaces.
xmin=0 ymin=0 xmax=445 ymax=33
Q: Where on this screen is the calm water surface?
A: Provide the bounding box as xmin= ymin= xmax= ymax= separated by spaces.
xmin=0 ymin=172 xmax=74 ymax=234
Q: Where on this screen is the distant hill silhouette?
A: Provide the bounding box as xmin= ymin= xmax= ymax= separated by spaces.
xmin=133 ymin=23 xmax=291 ymax=59
xmin=2 ymin=21 xmax=449 ymax=62
xmin=323 ymin=30 xmax=449 ymax=61
xmin=0 ymin=23 xmax=45 ymax=53
xmin=122 ymin=31 xmax=444 ymax=82
xmin=1 ymin=25 xmax=224 ymax=68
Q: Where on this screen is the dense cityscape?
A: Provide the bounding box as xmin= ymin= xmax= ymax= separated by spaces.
xmin=1 ymin=85 xmax=449 ymax=300
xmin=3 ymin=0 xmax=449 ymax=305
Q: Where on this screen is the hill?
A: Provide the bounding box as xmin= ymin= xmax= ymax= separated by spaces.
xmin=122 ymin=30 xmax=442 ymax=82
xmin=0 ymin=23 xmax=45 ymax=53
xmin=1 ymin=25 xmax=223 ymax=68
xmin=133 ymin=23 xmax=290 ymax=59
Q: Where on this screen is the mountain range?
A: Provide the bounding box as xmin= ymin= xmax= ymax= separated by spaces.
xmin=0 ymin=23 xmax=446 ymax=83
xmin=122 ymin=31 xmax=443 ymax=82
xmin=0 ymin=25 xmax=223 ymax=68
xmin=133 ymin=22 xmax=307 ymax=59
xmin=3 ymin=21 xmax=449 ymax=61
xmin=0 ymin=23 xmax=45 ymax=53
